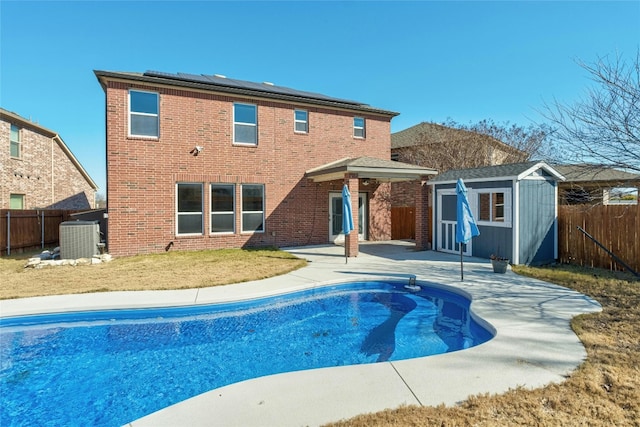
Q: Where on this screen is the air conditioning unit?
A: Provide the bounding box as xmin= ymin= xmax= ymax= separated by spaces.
xmin=59 ymin=221 xmax=100 ymax=260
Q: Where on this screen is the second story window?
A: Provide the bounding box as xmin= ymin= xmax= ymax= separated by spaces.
xmin=294 ymin=109 xmax=308 ymax=133
xmin=129 ymin=90 xmax=159 ymax=138
xmin=353 ymin=117 xmax=365 ymax=138
xmin=234 ymin=103 xmax=257 ymax=145
xmin=10 ymin=124 xmax=21 ymax=158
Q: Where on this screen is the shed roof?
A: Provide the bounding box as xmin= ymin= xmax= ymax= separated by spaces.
xmin=94 ymin=70 xmax=399 ymax=117
xmin=429 ymin=161 xmax=564 ymax=185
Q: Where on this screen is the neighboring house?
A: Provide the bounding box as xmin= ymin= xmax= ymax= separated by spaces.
xmin=1 ymin=108 xmax=97 ymax=210
xmin=391 ymin=122 xmax=524 ymax=168
xmin=389 ymin=122 xmax=526 ymax=240
xmin=95 ymin=70 xmax=436 ymax=257
xmin=554 ymin=164 xmax=640 ymax=205
xmin=430 ymin=161 xmax=565 ymax=265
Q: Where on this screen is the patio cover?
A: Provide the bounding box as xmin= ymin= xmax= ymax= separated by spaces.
xmin=305 ymin=156 xmax=437 ymax=182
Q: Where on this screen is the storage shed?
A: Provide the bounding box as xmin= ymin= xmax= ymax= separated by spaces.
xmin=430 ymin=161 xmax=565 ymax=265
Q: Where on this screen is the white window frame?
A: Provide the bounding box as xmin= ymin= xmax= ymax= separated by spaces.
xmin=353 ymin=117 xmax=365 ymax=138
xmin=129 ymin=89 xmax=159 ymax=138
xmin=476 ymin=188 xmax=512 ymax=228
xmin=294 ymin=109 xmax=308 ymax=133
xmin=9 ymin=194 xmax=24 ymax=209
xmin=210 ymin=183 xmax=235 ymax=234
xmin=241 ymin=184 xmax=265 ymax=233
xmin=10 ymin=124 xmax=21 ymax=158
xmin=176 ymin=183 xmax=204 ymax=236
xmin=233 ymin=103 xmax=258 ymax=145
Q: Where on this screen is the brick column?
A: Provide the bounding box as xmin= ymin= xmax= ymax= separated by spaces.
xmin=415 ymin=175 xmax=431 ymax=251
xmin=344 ymin=173 xmax=359 ymax=258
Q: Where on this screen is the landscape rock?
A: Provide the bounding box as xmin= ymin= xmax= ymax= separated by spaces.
xmin=25 ymin=253 xmax=112 ymax=268
xmin=26 ymin=258 xmax=42 ymax=268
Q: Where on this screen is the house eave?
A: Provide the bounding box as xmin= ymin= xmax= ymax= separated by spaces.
xmin=94 ymin=70 xmax=399 ymax=118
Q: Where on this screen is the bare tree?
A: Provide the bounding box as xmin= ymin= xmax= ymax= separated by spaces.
xmin=450 ymin=119 xmax=555 ymax=162
xmin=394 ymin=120 xmax=547 ymax=174
xmin=95 ymin=192 xmax=107 ymax=209
xmin=541 ymin=51 xmax=640 ymax=173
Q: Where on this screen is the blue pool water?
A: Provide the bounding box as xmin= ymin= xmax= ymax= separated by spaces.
xmin=0 ymin=280 xmax=493 ymax=427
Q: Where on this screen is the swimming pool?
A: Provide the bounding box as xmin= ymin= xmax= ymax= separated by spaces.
xmin=0 ymin=280 xmax=493 ymax=427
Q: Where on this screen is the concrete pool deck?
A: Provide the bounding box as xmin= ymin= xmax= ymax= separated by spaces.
xmin=0 ymin=241 xmax=601 ymax=427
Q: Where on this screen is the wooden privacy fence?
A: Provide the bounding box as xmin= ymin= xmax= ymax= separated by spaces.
xmin=391 ymin=206 xmax=432 ymax=241
xmin=558 ymin=204 xmax=639 ymax=273
xmin=0 ymin=210 xmax=79 ymax=256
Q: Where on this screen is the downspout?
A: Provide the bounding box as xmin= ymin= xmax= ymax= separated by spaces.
xmin=51 ymin=137 xmax=55 ymax=205
xmin=554 ymin=182 xmax=559 ymax=261
xmin=512 ymin=178 xmax=519 ymax=265
xmin=431 ymin=183 xmax=435 ymax=250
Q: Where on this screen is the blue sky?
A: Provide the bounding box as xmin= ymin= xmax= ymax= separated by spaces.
xmin=1 ymin=1 xmax=638 ymax=194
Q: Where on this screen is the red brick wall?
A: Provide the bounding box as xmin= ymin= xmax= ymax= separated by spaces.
xmin=104 ymin=81 xmax=393 ymax=256
xmin=1 ymin=117 xmax=95 ymax=209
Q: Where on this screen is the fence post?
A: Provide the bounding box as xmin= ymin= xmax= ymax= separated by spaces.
xmin=6 ymin=210 xmax=10 ymax=256
xmin=41 ymin=210 xmax=45 ymax=249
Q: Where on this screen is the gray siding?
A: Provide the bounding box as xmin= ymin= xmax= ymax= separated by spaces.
xmin=433 ymin=181 xmax=514 ymax=259
xmin=519 ymin=179 xmax=557 ymax=265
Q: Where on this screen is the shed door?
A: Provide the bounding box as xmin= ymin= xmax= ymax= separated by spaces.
xmin=437 ymin=190 xmax=472 ymax=256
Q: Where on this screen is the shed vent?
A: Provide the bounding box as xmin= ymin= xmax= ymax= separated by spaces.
xmin=60 ymin=221 xmax=100 ymax=260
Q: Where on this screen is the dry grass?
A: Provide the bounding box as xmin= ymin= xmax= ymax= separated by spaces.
xmin=0 ymin=247 xmax=307 ymax=300
xmin=326 ymin=265 xmax=640 ymax=427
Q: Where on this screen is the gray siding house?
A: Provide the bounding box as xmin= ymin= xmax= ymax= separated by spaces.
xmin=430 ymin=162 xmax=564 ymax=265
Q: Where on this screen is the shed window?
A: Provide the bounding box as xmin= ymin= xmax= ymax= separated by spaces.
xmin=477 ymin=189 xmax=511 ymax=227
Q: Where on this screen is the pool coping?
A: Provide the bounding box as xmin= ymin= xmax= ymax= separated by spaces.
xmin=0 ymin=242 xmax=601 ymax=427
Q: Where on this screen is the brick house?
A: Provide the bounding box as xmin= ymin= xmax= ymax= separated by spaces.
xmin=1 ymin=108 xmax=97 ymax=210
xmin=389 ymin=122 xmax=526 ymax=241
xmin=95 ymin=70 xmax=436 ymax=257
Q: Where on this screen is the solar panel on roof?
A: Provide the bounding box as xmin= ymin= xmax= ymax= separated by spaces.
xmin=143 ymin=70 xmax=363 ymax=105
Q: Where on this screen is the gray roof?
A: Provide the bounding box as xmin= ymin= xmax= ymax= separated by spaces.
xmin=94 ymin=70 xmax=399 ymax=117
xmin=306 ymin=156 xmax=437 ymax=182
xmin=430 ymin=161 xmax=564 ymax=184
xmin=553 ymin=164 xmax=640 ymax=183
xmin=391 ymin=122 xmax=521 ymax=155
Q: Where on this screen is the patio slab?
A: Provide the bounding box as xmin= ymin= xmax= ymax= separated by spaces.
xmin=0 ymin=242 xmax=601 ymax=427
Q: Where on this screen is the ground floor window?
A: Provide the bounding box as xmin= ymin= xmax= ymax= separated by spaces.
xmin=241 ymin=184 xmax=264 ymax=233
xmin=10 ymin=194 xmax=24 ymax=209
xmin=177 ymin=183 xmax=203 ymax=235
xmin=211 ymin=184 xmax=235 ymax=233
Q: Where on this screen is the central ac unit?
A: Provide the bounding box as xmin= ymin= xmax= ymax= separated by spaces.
xmin=59 ymin=221 xmax=100 ymax=260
